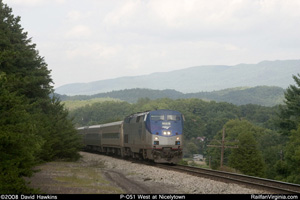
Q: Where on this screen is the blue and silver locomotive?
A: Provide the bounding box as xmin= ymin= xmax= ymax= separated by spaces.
xmin=78 ymin=109 xmax=184 ymax=164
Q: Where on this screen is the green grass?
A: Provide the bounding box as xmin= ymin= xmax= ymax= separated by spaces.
xmin=40 ymin=160 xmax=124 ymax=194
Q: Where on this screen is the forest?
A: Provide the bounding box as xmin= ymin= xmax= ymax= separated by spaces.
xmin=56 ymin=85 xmax=284 ymax=107
xmin=0 ymin=1 xmax=81 ymax=193
xmin=68 ymin=75 xmax=300 ymax=184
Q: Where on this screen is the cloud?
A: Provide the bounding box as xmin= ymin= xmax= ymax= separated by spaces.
xmin=65 ymin=43 xmax=121 ymax=60
xmin=65 ymin=25 xmax=92 ymax=38
xmin=6 ymin=0 xmax=300 ymax=87
xmin=67 ymin=10 xmax=82 ymax=21
xmin=7 ymin=0 xmax=65 ymax=6
xmin=103 ymin=0 xmax=300 ymax=37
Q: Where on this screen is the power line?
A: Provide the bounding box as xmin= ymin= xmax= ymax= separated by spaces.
xmin=207 ymin=128 xmax=238 ymax=169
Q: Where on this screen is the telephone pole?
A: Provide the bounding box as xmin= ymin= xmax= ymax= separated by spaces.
xmin=207 ymin=128 xmax=238 ymax=169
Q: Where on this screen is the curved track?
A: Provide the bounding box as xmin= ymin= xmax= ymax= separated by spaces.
xmin=84 ymin=150 xmax=300 ymax=194
xmin=155 ymin=164 xmax=300 ymax=194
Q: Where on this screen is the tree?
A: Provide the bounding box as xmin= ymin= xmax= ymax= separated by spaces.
xmin=0 ymin=1 xmax=81 ymax=193
xmin=35 ymin=97 xmax=82 ymax=161
xmin=278 ymin=74 xmax=300 ymax=135
xmin=283 ymin=126 xmax=300 ymax=184
xmin=207 ymin=120 xmax=266 ymax=176
xmin=185 ymin=142 xmax=199 ymax=156
xmin=273 ymin=74 xmax=300 ymax=184
xmin=229 ymin=131 xmax=265 ymax=177
xmin=0 ymin=73 xmax=42 ymax=193
xmin=225 ymin=120 xmax=266 ymax=177
xmin=0 ymin=1 xmax=52 ymax=100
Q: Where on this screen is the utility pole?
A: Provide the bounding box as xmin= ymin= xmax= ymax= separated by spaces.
xmin=279 ymin=149 xmax=283 ymax=161
xmin=207 ymin=128 xmax=238 ymax=169
xmin=220 ymin=128 xmax=225 ymax=168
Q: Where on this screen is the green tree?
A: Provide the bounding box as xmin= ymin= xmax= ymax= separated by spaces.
xmin=36 ymin=97 xmax=82 ymax=161
xmin=258 ymin=131 xmax=286 ymax=179
xmin=225 ymin=120 xmax=266 ymax=177
xmin=229 ymin=131 xmax=265 ymax=177
xmin=0 ymin=73 xmax=42 ymax=193
xmin=0 ymin=1 xmax=52 ymax=100
xmin=185 ymin=142 xmax=199 ymax=156
xmin=207 ymin=120 xmax=266 ymax=176
xmin=274 ymin=74 xmax=300 ymax=183
xmin=278 ymin=74 xmax=300 ymax=135
xmin=283 ymin=126 xmax=300 ymax=183
xmin=0 ymin=1 xmax=81 ymax=193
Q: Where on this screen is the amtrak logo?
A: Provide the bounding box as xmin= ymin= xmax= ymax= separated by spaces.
xmin=162 ymin=122 xmax=171 ymax=129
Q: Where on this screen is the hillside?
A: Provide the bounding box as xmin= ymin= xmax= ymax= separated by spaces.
xmin=57 ymin=86 xmax=285 ymax=107
xmin=55 ymin=60 xmax=300 ymax=95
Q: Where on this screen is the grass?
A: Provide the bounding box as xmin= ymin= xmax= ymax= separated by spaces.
xmin=32 ymin=159 xmax=124 ymax=194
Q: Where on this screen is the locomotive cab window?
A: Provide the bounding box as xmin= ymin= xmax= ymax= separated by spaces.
xmin=167 ymin=115 xmax=181 ymax=121
xmin=136 ymin=115 xmax=144 ymax=123
xmin=124 ymin=117 xmax=131 ymax=123
xmin=150 ymin=115 xmax=164 ymax=121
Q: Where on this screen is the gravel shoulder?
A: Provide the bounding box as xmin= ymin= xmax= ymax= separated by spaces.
xmin=26 ymin=151 xmax=268 ymax=194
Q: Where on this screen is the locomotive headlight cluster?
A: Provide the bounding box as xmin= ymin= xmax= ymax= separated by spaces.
xmin=163 ymin=131 xmax=171 ymax=135
xmin=176 ymin=137 xmax=180 ymax=140
xmin=154 ymin=136 xmax=159 ymax=140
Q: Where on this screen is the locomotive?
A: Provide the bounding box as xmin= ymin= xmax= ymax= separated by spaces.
xmin=77 ymin=109 xmax=184 ymax=164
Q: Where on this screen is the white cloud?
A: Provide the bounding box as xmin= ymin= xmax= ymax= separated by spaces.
xmin=65 ymin=25 xmax=92 ymax=38
xmin=7 ymin=0 xmax=65 ymax=6
xmin=67 ymin=10 xmax=82 ymax=21
xmin=65 ymin=43 xmax=121 ymax=60
xmin=5 ymin=0 xmax=300 ymax=87
xmin=103 ymin=0 xmax=300 ymax=37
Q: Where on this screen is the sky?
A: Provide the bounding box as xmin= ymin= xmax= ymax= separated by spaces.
xmin=4 ymin=0 xmax=300 ymax=88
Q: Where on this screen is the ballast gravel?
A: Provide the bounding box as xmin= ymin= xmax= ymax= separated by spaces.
xmin=80 ymin=152 xmax=268 ymax=194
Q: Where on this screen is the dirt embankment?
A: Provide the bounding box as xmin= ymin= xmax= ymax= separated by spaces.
xmin=26 ymin=152 xmax=267 ymax=194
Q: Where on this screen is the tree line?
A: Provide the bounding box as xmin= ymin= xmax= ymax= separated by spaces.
xmin=0 ymin=1 xmax=81 ymax=193
xmin=69 ymin=74 xmax=300 ymax=184
xmin=57 ymin=85 xmax=284 ymax=107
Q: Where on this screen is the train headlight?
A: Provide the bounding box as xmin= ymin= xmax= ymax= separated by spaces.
xmin=176 ymin=137 xmax=180 ymax=140
xmin=155 ymin=136 xmax=159 ymax=140
xmin=163 ymin=131 xmax=171 ymax=135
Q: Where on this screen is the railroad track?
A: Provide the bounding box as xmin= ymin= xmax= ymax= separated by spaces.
xmin=155 ymin=164 xmax=300 ymax=194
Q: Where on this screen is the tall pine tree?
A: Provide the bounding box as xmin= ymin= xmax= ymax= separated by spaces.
xmin=275 ymin=74 xmax=300 ymax=184
xmin=0 ymin=1 xmax=81 ymax=193
xmin=0 ymin=73 xmax=42 ymax=193
xmin=278 ymin=74 xmax=300 ymax=135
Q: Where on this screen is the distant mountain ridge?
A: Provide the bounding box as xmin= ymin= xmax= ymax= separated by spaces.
xmin=55 ymin=60 xmax=300 ymax=95
xmin=57 ymin=86 xmax=285 ymax=107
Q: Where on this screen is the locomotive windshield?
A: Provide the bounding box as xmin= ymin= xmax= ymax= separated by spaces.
xmin=167 ymin=115 xmax=181 ymax=121
xmin=150 ymin=114 xmax=181 ymax=121
xmin=150 ymin=115 xmax=164 ymax=121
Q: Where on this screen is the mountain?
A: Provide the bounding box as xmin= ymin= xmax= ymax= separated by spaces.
xmin=57 ymin=86 xmax=285 ymax=107
xmin=55 ymin=60 xmax=300 ymax=95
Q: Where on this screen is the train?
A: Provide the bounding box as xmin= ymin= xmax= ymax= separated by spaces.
xmin=77 ymin=109 xmax=184 ymax=164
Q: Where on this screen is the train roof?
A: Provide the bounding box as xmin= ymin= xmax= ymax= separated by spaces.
xmin=76 ymin=121 xmax=123 ymax=130
xmin=124 ymin=109 xmax=182 ymax=119
xmin=149 ymin=109 xmax=182 ymax=115
xmin=76 ymin=110 xmax=183 ymax=130
xmin=100 ymin=121 xmax=123 ymax=127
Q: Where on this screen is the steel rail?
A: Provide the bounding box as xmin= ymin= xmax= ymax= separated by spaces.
xmin=155 ymin=164 xmax=300 ymax=194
